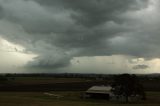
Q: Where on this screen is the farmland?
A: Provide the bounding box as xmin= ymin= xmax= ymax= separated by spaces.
xmin=0 ymin=91 xmax=160 ymax=106
xmin=0 ymin=74 xmax=160 ymax=106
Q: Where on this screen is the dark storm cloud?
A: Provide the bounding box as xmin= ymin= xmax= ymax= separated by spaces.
xmin=27 ymin=52 xmax=72 ymax=69
xmin=65 ymin=0 xmax=147 ymax=27
xmin=36 ymin=0 xmax=148 ymax=27
xmin=133 ymin=64 xmax=149 ymax=70
xmin=0 ymin=0 xmax=157 ymax=70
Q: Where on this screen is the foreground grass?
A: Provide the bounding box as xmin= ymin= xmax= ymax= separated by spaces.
xmin=0 ymin=92 xmax=159 ymax=106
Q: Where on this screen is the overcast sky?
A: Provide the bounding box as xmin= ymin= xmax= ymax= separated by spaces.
xmin=0 ymin=0 xmax=160 ymax=74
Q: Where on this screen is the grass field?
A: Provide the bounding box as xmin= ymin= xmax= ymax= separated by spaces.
xmin=0 ymin=76 xmax=160 ymax=105
xmin=9 ymin=77 xmax=89 ymax=84
xmin=0 ymin=91 xmax=159 ymax=106
xmin=0 ymin=77 xmax=107 ymax=91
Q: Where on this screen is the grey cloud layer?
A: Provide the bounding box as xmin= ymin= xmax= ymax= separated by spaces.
xmin=0 ymin=0 xmax=159 ymax=69
xmin=133 ymin=64 xmax=149 ymax=70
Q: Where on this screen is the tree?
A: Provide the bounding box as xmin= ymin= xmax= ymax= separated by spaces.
xmin=0 ymin=75 xmax=8 ymax=82
xmin=112 ymin=74 xmax=146 ymax=102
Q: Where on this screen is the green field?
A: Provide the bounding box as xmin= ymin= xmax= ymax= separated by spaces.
xmin=0 ymin=91 xmax=159 ymax=106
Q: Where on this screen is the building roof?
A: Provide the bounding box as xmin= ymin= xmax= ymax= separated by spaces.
xmin=86 ymin=85 xmax=112 ymax=94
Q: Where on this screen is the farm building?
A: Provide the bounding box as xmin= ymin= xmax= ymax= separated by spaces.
xmin=85 ymin=85 xmax=113 ymax=100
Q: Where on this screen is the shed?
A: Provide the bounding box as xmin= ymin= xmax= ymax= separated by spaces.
xmin=85 ymin=85 xmax=113 ymax=100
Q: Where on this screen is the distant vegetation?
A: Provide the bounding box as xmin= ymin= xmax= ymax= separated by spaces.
xmin=112 ymin=74 xmax=146 ymax=102
xmin=0 ymin=75 xmax=8 ymax=82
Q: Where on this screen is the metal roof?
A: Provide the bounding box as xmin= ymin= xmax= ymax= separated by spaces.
xmin=86 ymin=85 xmax=112 ymax=94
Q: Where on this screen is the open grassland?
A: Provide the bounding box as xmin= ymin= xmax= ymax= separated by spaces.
xmin=0 ymin=76 xmax=160 ymax=105
xmin=0 ymin=77 xmax=107 ymax=91
xmin=8 ymin=77 xmax=90 ymax=84
xmin=1 ymin=76 xmax=159 ymax=91
xmin=0 ymin=91 xmax=159 ymax=106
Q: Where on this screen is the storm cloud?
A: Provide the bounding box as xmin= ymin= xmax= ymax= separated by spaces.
xmin=133 ymin=64 xmax=149 ymax=70
xmin=0 ymin=0 xmax=160 ymax=71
